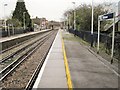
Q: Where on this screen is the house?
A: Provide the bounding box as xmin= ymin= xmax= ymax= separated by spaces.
xmin=32 ymin=17 xmax=49 ymax=30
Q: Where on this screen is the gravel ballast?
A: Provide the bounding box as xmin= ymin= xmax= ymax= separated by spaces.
xmin=1 ymin=30 xmax=58 ymax=89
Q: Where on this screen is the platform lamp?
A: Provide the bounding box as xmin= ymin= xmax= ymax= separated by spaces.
xmin=72 ymin=2 xmax=76 ymax=31
xmin=4 ymin=4 xmax=8 ymax=31
xmin=23 ymin=12 xmax=26 ymax=30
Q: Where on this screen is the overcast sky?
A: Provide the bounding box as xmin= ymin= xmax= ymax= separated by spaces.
xmin=0 ymin=0 xmax=119 ymax=21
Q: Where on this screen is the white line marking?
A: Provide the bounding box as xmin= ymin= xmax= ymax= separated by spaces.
xmin=32 ymin=30 xmax=59 ymax=89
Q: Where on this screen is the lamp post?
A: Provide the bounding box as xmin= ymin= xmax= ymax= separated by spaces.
xmin=23 ymin=12 xmax=26 ymax=30
xmin=8 ymin=24 xmax=10 ymax=36
xmin=31 ymin=16 xmax=34 ymax=28
xmin=72 ymin=2 xmax=76 ymax=30
xmin=67 ymin=13 xmax=70 ymax=30
xmin=12 ymin=24 xmax=14 ymax=35
xmin=64 ymin=20 xmax=66 ymax=30
xmin=4 ymin=4 xmax=7 ymax=31
xmin=91 ymin=0 xmax=94 ymax=47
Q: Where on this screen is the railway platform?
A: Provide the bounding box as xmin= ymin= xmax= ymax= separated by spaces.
xmin=33 ymin=29 xmax=119 ymax=89
xmin=33 ymin=30 xmax=68 ymax=88
xmin=62 ymin=30 xmax=119 ymax=88
xmin=0 ymin=29 xmax=50 ymax=43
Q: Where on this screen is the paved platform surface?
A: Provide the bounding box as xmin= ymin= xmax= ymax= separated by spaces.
xmin=0 ymin=29 xmax=50 ymax=43
xmin=62 ymin=30 xmax=118 ymax=88
xmin=33 ymin=30 xmax=67 ymax=88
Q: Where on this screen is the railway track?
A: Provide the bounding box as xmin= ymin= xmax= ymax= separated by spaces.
xmin=0 ymin=30 xmax=55 ymax=81
xmin=0 ymin=30 xmax=51 ymax=54
xmin=25 ymin=36 xmax=54 ymax=90
xmin=0 ymin=34 xmax=36 ymax=54
xmin=1 ymin=30 xmax=58 ymax=89
xmin=0 ymin=31 xmax=51 ymax=63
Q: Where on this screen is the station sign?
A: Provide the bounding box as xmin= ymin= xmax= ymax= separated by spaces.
xmin=102 ymin=13 xmax=114 ymax=20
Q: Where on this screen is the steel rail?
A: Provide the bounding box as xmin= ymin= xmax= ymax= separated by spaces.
xmin=0 ymin=31 xmax=52 ymax=63
xmin=0 ymin=31 xmax=53 ymax=81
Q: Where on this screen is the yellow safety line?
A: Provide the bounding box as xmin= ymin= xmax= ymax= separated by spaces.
xmin=61 ymin=31 xmax=73 ymax=90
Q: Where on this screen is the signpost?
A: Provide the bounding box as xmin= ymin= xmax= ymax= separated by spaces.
xmin=97 ymin=17 xmax=100 ymax=54
xmin=97 ymin=12 xmax=115 ymax=64
xmin=111 ymin=13 xmax=115 ymax=64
